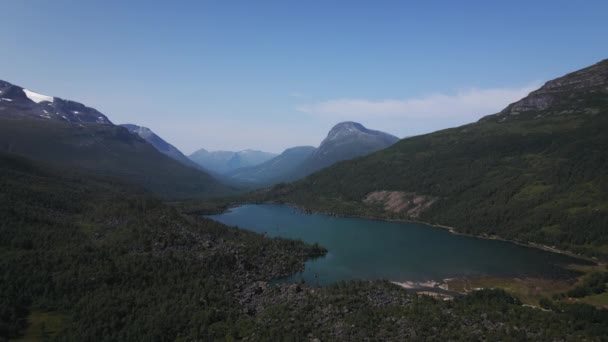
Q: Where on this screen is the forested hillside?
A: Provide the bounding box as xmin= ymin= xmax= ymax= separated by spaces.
xmin=0 ymin=117 xmax=234 ymax=199
xmin=0 ymin=152 xmax=323 ymax=340
xmin=2 ymin=152 xmax=607 ymax=340
xmin=260 ymin=59 xmax=608 ymax=260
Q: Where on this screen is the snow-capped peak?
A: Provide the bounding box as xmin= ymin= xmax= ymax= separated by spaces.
xmin=23 ymin=89 xmax=54 ymax=104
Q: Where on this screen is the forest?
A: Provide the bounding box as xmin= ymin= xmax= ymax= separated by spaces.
xmin=1 ymin=152 xmax=608 ymax=340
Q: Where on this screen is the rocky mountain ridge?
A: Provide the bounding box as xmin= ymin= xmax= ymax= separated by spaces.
xmin=0 ymin=80 xmax=112 ymax=125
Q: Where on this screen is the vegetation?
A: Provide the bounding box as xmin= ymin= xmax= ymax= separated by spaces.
xmin=246 ymin=282 xmax=608 ymax=341
xmin=567 ymin=272 xmax=608 ymax=298
xmin=0 ymin=117 xmax=235 ymax=199
xmin=2 ymin=151 xmax=608 ymax=340
xmin=259 ymin=69 xmax=608 ymax=260
xmin=0 ymin=153 xmax=322 ymax=340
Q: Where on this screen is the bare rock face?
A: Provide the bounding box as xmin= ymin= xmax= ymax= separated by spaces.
xmin=363 ymin=191 xmax=437 ymax=217
xmin=499 ymin=59 xmax=608 ymax=116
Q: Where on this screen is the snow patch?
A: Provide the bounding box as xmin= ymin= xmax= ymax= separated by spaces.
xmin=24 ymin=89 xmax=54 ymax=103
xmin=1 ymin=98 xmax=13 ymax=102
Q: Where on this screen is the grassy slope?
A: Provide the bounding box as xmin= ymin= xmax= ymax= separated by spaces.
xmin=261 ymin=92 xmax=608 ymax=259
xmin=0 ymin=117 xmax=234 ymax=199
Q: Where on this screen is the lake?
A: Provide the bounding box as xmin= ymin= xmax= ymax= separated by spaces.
xmin=207 ymin=204 xmax=588 ymax=286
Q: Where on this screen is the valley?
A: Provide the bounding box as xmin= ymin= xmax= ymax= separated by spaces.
xmin=2 ymin=153 xmax=607 ymax=340
xmin=1 ymin=9 xmax=607 ymax=338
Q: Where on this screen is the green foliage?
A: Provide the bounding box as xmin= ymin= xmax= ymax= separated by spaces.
xmin=1 ymin=152 xmax=607 ymax=341
xmin=0 ymin=153 xmax=319 ymax=340
xmin=567 ymin=272 xmax=608 ymax=298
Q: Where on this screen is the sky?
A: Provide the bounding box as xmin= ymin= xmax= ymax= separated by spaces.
xmin=1 ymin=1 xmax=607 ymax=154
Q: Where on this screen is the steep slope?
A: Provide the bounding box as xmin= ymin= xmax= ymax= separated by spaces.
xmin=189 ymin=148 xmax=277 ymax=174
xmin=262 ymin=59 xmax=608 ymax=259
xmin=227 ymin=146 xmax=316 ymax=184
xmin=120 ymin=123 xmax=203 ymax=170
xmin=291 ymin=121 xmax=399 ymax=179
xmin=0 ymin=80 xmax=231 ymax=199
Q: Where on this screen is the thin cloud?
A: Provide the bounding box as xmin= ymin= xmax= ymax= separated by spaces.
xmin=297 ymin=84 xmax=539 ymax=121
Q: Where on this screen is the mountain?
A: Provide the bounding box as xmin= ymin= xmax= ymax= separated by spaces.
xmin=120 ymin=123 xmax=203 ymax=170
xmin=0 ymin=80 xmax=232 ymax=198
xmin=226 ymin=146 xmax=317 ymax=184
xmin=0 ymin=80 xmax=112 ymax=124
xmin=260 ymin=59 xmax=608 ymax=260
xmin=295 ymin=121 xmax=399 ymax=177
xmin=229 ymin=122 xmax=398 ymax=186
xmin=189 ymin=148 xmax=277 ymax=174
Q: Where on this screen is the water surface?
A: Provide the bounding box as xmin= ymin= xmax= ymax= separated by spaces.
xmin=208 ymin=204 xmax=587 ymax=285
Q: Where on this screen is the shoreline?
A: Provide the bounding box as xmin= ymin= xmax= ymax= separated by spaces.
xmin=248 ymin=201 xmax=600 ymax=266
xmin=206 ymin=202 xmax=607 ymax=306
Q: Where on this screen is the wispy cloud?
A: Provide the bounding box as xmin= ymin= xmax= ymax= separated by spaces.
xmin=296 ymin=84 xmax=539 ymax=121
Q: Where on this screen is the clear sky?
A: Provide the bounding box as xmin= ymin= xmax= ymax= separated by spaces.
xmin=2 ymin=1 xmax=607 ymax=153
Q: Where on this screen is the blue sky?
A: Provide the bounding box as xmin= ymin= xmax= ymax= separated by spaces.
xmin=2 ymin=1 xmax=607 ymax=153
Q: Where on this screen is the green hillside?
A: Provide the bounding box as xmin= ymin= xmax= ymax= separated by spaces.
xmin=260 ymin=59 xmax=608 ymax=260
xmin=2 ymin=152 xmax=607 ymax=340
xmin=0 ymin=152 xmax=324 ymax=340
xmin=0 ymin=117 xmax=234 ymax=199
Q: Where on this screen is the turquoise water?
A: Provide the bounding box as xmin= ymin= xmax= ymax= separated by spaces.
xmin=208 ymin=204 xmax=588 ymax=286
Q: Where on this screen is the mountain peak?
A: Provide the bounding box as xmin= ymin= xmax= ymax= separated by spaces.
xmin=328 ymin=121 xmax=367 ymax=136
xmin=324 ymin=121 xmax=397 ymax=145
xmin=0 ymin=79 xmax=112 ymax=125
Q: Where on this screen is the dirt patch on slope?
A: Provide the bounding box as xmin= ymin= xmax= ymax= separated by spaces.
xmin=363 ymin=191 xmax=437 ymax=217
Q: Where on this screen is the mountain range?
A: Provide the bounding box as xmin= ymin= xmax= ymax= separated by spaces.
xmin=2 ymin=60 xmax=608 ymax=340
xmin=0 ymin=80 xmax=231 ymax=199
xmin=261 ymin=59 xmax=608 ymax=260
xmin=227 ymin=122 xmax=399 ymax=185
xmin=0 ymin=79 xmax=402 ymax=197
xmin=189 ymin=148 xmax=277 ymax=174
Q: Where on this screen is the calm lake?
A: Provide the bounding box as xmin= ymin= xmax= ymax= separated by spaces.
xmin=208 ymin=204 xmax=588 ymax=286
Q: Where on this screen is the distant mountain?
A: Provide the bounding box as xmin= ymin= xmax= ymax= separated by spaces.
xmin=227 ymin=146 xmax=316 ymax=184
xmin=0 ymin=79 xmax=232 ymax=198
xmin=261 ymin=59 xmax=608 ymax=260
xmin=189 ymin=148 xmax=277 ymax=174
xmin=296 ymin=122 xmax=399 ymax=177
xmin=120 ymin=124 xmax=203 ymax=170
xmin=227 ymin=122 xmax=399 ymax=186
